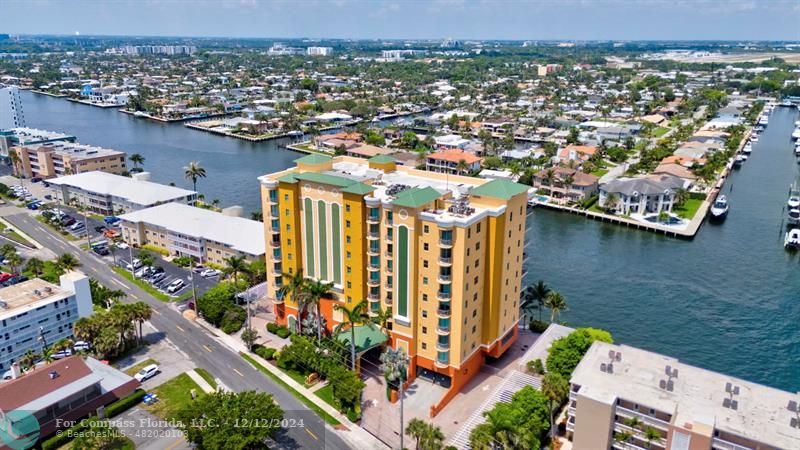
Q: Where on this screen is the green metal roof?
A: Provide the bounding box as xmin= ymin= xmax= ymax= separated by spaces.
xmin=294 ymin=153 xmax=333 ymax=165
xmin=293 ymin=172 xmax=356 ymax=188
xmin=341 ymin=182 xmax=376 ymax=195
xmin=368 ymin=155 xmax=396 ymax=164
xmin=391 ymin=186 xmax=441 ymax=208
xmin=469 ymin=179 xmax=529 ymax=200
xmin=277 ymin=173 xmax=298 ymax=184
xmin=336 ymin=325 xmax=388 ymax=353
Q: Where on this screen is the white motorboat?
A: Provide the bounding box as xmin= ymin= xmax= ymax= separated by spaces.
xmin=788 ymin=184 xmax=800 ymax=209
xmin=789 ymin=208 xmax=800 ymax=225
xmin=741 ymin=153 xmax=749 ymax=161
xmin=785 ymin=228 xmax=800 ymax=250
xmin=795 ymin=147 xmax=800 ymax=157
xmin=743 ymin=143 xmax=752 ymax=154
xmin=710 ymin=195 xmax=729 ymax=219
xmin=791 ymin=128 xmax=800 ymax=140
xmin=758 ymin=116 xmax=769 ymax=126
xmin=733 ymin=154 xmax=745 ymax=167
xmin=751 ymin=134 xmax=759 ymax=142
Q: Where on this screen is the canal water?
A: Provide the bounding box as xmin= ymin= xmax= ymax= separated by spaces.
xmin=20 ymin=91 xmax=800 ymax=392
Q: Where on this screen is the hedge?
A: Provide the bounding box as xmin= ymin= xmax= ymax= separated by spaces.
xmin=276 ymin=328 xmax=291 ymax=339
xmin=267 ymin=322 xmax=291 ymax=339
xmin=528 ymin=319 xmax=549 ymax=333
xmin=41 ymin=389 xmax=146 ymax=450
xmin=255 ymin=346 xmax=277 ymax=360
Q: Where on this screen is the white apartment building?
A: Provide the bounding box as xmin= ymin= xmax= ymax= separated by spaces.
xmin=0 ymin=86 xmax=25 ymax=130
xmin=306 ymin=46 xmax=333 ymax=56
xmin=568 ymin=341 xmax=800 ymax=450
xmin=47 ymin=171 xmax=197 ymax=215
xmin=0 ymin=273 xmax=92 ymax=373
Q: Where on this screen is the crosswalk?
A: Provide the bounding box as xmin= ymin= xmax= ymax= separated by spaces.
xmin=448 ymin=370 xmax=542 ymax=449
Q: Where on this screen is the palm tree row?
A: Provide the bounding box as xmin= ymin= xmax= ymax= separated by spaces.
xmin=520 ymin=280 xmax=569 ymax=324
xmin=73 ymin=301 xmax=153 ymax=358
xmin=17 ymin=338 xmax=75 ymax=371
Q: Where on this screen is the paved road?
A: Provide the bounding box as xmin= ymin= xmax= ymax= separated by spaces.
xmin=5 ymin=212 xmax=350 ymax=450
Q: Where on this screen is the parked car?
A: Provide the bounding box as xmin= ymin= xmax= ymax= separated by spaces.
xmin=73 ymin=341 xmax=91 ymax=351
xmin=135 ymin=266 xmax=153 ymax=278
xmin=52 ymin=349 xmax=73 ymax=360
xmin=92 ymin=246 xmax=110 ymax=256
xmin=3 ymin=275 xmax=28 ymax=286
xmin=126 ymin=259 xmax=142 ymax=270
xmin=69 ymin=221 xmax=85 ymax=231
xmin=166 ymin=279 xmax=185 ymax=293
xmin=0 ymin=273 xmax=15 ymax=283
xmin=133 ymin=364 xmax=159 ymax=382
xmin=94 ymin=226 xmax=106 ymax=233
xmin=26 ymin=202 xmax=39 ymax=210
xmin=30 ymin=177 xmax=42 ymax=183
xmin=44 ymin=194 xmax=53 ymax=200
xmin=200 ymin=268 xmax=219 ymax=278
xmin=148 ymin=272 xmax=166 ymax=284
xmin=104 ymin=216 xmax=120 ymax=225
xmin=60 ymin=217 xmax=76 ymax=226
xmin=115 ymin=242 xmax=129 ymax=250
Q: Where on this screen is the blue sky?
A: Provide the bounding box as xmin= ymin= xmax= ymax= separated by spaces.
xmin=5 ymin=0 xmax=800 ymax=41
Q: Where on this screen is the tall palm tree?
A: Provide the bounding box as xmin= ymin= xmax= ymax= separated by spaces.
xmin=604 ymin=192 xmax=620 ymax=213
xmin=6 ymin=253 xmax=22 ymax=273
xmin=333 ymin=300 xmax=373 ymax=370
xmin=184 ymin=161 xmax=207 ymax=193
xmin=55 ymin=253 xmax=81 ymax=272
xmin=278 ymin=270 xmax=307 ymax=332
xmin=223 ymin=255 xmax=248 ymax=285
xmin=18 ymin=350 xmax=39 ymax=371
xmin=543 ymin=168 xmax=556 ymax=196
xmin=544 ymin=291 xmax=568 ymax=323
xmin=129 ymin=153 xmax=145 ymax=170
xmin=542 ymin=372 xmax=569 ymax=441
xmin=24 ymin=258 xmax=45 ymax=277
xmin=130 ymin=301 xmax=152 ymax=344
xmin=523 ymin=281 xmax=551 ymax=322
xmin=301 ymin=279 xmax=334 ymax=344
xmin=405 ymin=418 xmax=428 ymax=450
xmin=455 ymin=159 xmax=469 ymax=175
xmin=40 ymin=347 xmax=55 ymax=364
xmin=674 ymin=187 xmax=689 ymax=207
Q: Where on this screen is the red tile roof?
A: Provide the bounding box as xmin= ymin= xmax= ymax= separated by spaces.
xmin=0 ymin=356 xmax=92 ymax=411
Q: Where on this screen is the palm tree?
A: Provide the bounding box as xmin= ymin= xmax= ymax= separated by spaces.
xmin=604 ymin=192 xmax=620 ymax=213
xmin=301 ymin=279 xmax=334 ymax=344
xmin=24 ymin=258 xmax=45 ymax=277
xmin=542 ymin=372 xmax=569 ymax=441
xmin=543 ymin=168 xmax=556 ymax=196
xmin=9 ymin=149 xmax=21 ymax=176
xmin=523 ymin=280 xmax=551 ymax=323
xmin=18 ymin=350 xmax=39 ymax=371
xmin=0 ymin=243 xmax=16 ymax=258
xmin=644 ymin=426 xmax=663 ymax=448
xmin=137 ymin=250 xmax=155 ymax=270
xmin=130 ymin=302 xmax=152 ymax=344
xmin=405 ymin=418 xmax=428 ymax=450
xmin=184 ymin=161 xmax=207 ymax=193
xmin=53 ymin=338 xmax=73 ymax=354
xmin=333 ymin=300 xmax=373 ymax=370
xmin=277 ymin=270 xmax=307 ymax=332
xmin=129 ymin=153 xmax=145 ymax=170
xmin=544 ymin=291 xmax=568 ymax=323
xmin=674 ymin=187 xmax=689 ymax=207
xmin=250 ymin=211 xmax=263 ymax=222
xmin=55 ymin=253 xmax=81 ymax=272
xmin=405 ymin=418 xmax=444 ymax=450
xmin=40 ymin=347 xmax=55 ymax=364
xmin=5 ymin=253 xmax=23 ymax=273
xmin=455 ymin=158 xmax=469 ymax=175
xmin=223 ymin=255 xmax=248 ymax=285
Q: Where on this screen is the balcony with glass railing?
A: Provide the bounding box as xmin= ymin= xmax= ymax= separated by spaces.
xmin=435 ymin=350 xmax=449 ymax=368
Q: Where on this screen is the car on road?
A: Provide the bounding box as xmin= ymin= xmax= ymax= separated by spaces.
xmin=133 ymin=364 xmax=159 ymax=382
xmin=125 ymin=259 xmax=142 ymax=270
xmin=115 ymin=242 xmax=129 ymax=250
xmin=92 ymin=245 xmax=110 ymax=256
xmin=200 ymin=268 xmax=219 ymax=278
xmin=166 ymin=279 xmax=185 ymax=293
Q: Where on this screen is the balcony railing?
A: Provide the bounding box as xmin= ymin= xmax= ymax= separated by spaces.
xmin=438 ymin=256 xmax=452 ymax=265
xmin=368 ymin=293 xmax=381 ymax=301
xmin=615 ymin=406 xmax=670 ymax=432
xmin=384 ymin=251 xmax=393 ymax=259
xmin=270 ymin=225 xmax=280 ymax=233
xmin=367 ymin=231 xmax=379 ymax=239
xmin=368 ymin=262 xmax=380 ymax=270
xmin=439 ymin=238 xmax=453 ymax=247
xmin=385 ymin=283 xmax=393 ymax=290
xmin=436 ymin=325 xmax=450 ymax=335
xmin=270 ymin=241 xmax=281 ymax=249
xmin=367 ymin=278 xmax=380 ymax=287
xmin=386 ymin=234 xmax=393 ymax=243
xmin=367 ymin=215 xmax=380 ymax=224
xmin=711 ymin=438 xmax=754 ymax=450
xmin=436 ymin=341 xmax=450 ymax=351
xmin=436 ymin=291 xmax=451 ymax=301
xmin=437 ymin=274 xmax=452 ymax=283
xmin=434 ymin=358 xmax=449 ymax=368
xmin=367 ymin=246 xmax=380 ymax=255
xmin=437 ymin=308 xmax=451 ymax=318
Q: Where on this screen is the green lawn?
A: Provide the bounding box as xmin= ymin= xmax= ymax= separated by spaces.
xmin=124 ymin=358 xmax=159 ymax=376
xmin=651 ymin=126 xmax=670 ymax=137
xmin=112 ymin=267 xmax=192 ymax=302
xmin=590 ymin=168 xmax=609 ymax=177
xmin=35 ymin=215 xmax=79 ymax=241
xmin=0 ymin=221 xmax=34 ymax=247
xmin=314 ymin=384 xmax=336 ymax=409
xmin=240 ymin=353 xmax=341 ymax=426
xmin=195 ymin=368 xmax=217 ymax=389
xmin=675 ymin=198 xmax=703 ymax=219
xmin=279 ymin=366 xmax=309 ymax=386
xmin=142 ymin=373 xmax=206 ymax=421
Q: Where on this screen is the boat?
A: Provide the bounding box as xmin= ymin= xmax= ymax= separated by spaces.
xmin=286 ymin=130 xmax=304 ymax=137
xmin=733 ymin=154 xmax=744 ymax=167
xmin=758 ymin=116 xmax=769 ymax=126
xmin=789 ymin=184 xmax=800 ymax=210
xmin=751 ymin=134 xmax=759 ymax=143
xmin=795 ymin=147 xmax=800 ymax=157
xmin=743 ymin=143 xmax=752 ymax=154
xmin=791 ymin=128 xmax=800 ymax=140
xmin=785 ymin=229 xmax=800 ymax=250
xmin=789 ymin=208 xmax=800 ymax=225
xmin=710 ymin=195 xmax=729 ymax=219
xmin=741 ymin=153 xmax=749 ymax=161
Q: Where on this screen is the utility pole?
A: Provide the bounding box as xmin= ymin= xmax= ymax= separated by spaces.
xmin=188 ymin=269 xmax=197 ymax=313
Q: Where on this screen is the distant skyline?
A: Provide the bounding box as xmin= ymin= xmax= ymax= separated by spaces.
xmin=4 ymin=0 xmax=800 ymax=42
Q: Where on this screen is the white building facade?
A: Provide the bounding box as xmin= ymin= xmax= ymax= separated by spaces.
xmin=0 ymin=86 xmax=25 ymax=131
xmin=0 ymin=273 xmax=92 ymax=373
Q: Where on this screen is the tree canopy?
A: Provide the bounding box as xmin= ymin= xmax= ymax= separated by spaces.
xmin=546 ymin=328 xmax=613 ymax=378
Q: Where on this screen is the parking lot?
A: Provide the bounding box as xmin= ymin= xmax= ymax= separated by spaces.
xmin=118 ymin=249 xmax=220 ymax=299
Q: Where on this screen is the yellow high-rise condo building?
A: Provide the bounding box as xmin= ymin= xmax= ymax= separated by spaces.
xmin=259 ymin=154 xmax=530 ymax=415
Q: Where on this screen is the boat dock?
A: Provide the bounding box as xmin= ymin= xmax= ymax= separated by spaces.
xmin=184 ymin=121 xmax=297 ymax=142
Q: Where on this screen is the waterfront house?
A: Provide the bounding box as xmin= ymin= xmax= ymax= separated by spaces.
xmin=653 ymin=163 xmax=697 ymax=182
xmin=533 ymin=167 xmax=599 ymax=202
xmin=434 ymin=134 xmax=471 ymax=150
xmin=426 ymin=148 xmax=482 ymax=175
xmin=599 ymin=174 xmax=687 ymax=215
xmin=558 ymin=144 xmax=598 ymax=164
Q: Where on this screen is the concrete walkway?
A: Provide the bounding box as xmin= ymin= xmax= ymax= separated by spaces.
xmin=187 ymin=369 xmax=215 ymax=394
xmin=192 ymin=317 xmax=390 ymax=450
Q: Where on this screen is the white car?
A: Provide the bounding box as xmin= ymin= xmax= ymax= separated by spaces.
xmin=166 ymin=279 xmax=185 ymax=293
xmin=135 ymin=266 xmax=153 ymax=278
xmin=126 ymin=259 xmax=142 ymax=270
xmin=200 ymin=268 xmax=219 ymax=278
xmin=73 ymin=341 xmax=91 ymax=352
xmin=115 ymin=242 xmax=130 ymax=250
xmin=134 ymin=364 xmax=159 ymax=382
xmin=52 ymin=349 xmax=73 ymax=360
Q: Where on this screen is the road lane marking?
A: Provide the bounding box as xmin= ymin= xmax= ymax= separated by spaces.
xmin=305 ymin=429 xmax=318 ymax=440
xmin=203 ymin=345 xmax=213 ymax=353
xmin=175 ymin=325 xmax=185 ymax=332
xmin=152 ymin=309 xmax=161 ymax=315
xmin=232 ymin=368 xmax=244 ymax=377
xmin=130 ymin=293 xmax=140 ymax=300
xmin=111 ymin=279 xmax=125 ymax=288
xmin=164 ymin=437 xmax=184 ymax=450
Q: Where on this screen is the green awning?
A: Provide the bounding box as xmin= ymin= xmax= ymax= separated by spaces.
xmin=336 ymin=326 xmax=388 ymax=353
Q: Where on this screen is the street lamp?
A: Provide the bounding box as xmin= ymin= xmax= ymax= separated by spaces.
xmin=188 ymin=268 xmax=198 ymax=314
xmin=37 ymin=326 xmax=47 ymax=350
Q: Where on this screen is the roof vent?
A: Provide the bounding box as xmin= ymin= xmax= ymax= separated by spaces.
xmin=49 ymin=371 xmax=59 ymax=380
xmin=722 ymin=382 xmax=741 ymax=410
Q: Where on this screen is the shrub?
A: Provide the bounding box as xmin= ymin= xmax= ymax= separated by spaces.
xmin=266 ymin=322 xmax=279 ymax=334
xmin=276 ymin=327 xmax=291 ymax=339
xmin=105 ymin=389 xmax=146 ymax=417
xmin=346 ymin=409 xmax=360 ymax=423
xmin=220 ymin=307 xmax=247 ymax=334
xmin=528 ymin=319 xmax=549 ymax=333
xmin=173 ymin=255 xmax=193 ymax=267
xmin=547 ymin=328 xmax=613 ymax=378
xmin=255 ymin=346 xmax=277 ymax=360
xmin=526 ymin=358 xmax=545 ymax=375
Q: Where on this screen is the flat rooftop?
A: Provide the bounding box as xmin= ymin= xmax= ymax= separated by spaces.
xmin=572 ymin=341 xmax=800 ymax=448
xmin=25 ymin=141 xmax=125 ymax=160
xmin=0 ymin=278 xmax=70 ymax=321
xmin=8 ymin=127 xmax=75 ymax=144
xmin=48 ymin=171 xmax=196 ymax=207
xmin=118 ymin=202 xmax=266 ymax=256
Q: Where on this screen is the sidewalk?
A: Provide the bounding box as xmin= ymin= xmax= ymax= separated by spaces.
xmin=193 ymin=318 xmax=390 ymax=450
xmin=186 ymin=369 xmax=215 ymax=394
